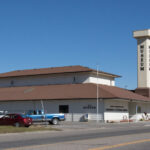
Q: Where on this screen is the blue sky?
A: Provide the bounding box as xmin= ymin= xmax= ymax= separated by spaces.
xmin=0 ymin=0 xmax=149 ymax=89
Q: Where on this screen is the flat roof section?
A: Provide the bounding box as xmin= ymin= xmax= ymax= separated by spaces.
xmin=133 ymin=29 xmax=150 ymax=38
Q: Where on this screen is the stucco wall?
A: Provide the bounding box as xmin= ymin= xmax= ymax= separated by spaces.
xmin=0 ymin=73 xmax=115 ymax=87
xmin=0 ymin=99 xmax=104 ymax=122
xmin=89 ymin=75 xmax=115 ymax=86
xmin=131 ymin=102 xmax=150 ymax=120
xmin=137 ymin=38 xmax=150 ymax=88
xmin=0 ymin=74 xmax=88 ymax=87
xmin=0 ymin=99 xmax=150 ymax=122
xmin=104 ymin=99 xmax=129 ymax=122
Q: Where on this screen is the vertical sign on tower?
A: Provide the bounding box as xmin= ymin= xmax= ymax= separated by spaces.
xmin=133 ymin=29 xmax=150 ymax=88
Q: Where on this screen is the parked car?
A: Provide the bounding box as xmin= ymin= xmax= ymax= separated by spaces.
xmin=26 ymin=110 xmax=65 ymax=125
xmin=0 ymin=114 xmax=32 ymax=127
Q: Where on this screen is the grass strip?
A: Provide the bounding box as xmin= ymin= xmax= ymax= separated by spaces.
xmin=0 ymin=125 xmax=61 ymax=134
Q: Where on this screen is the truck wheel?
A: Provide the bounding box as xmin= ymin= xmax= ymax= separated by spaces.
xmin=52 ymin=118 xmax=59 ymax=125
xmin=14 ymin=122 xmax=20 ymax=127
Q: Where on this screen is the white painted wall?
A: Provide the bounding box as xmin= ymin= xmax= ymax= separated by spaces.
xmin=134 ymin=30 xmax=150 ymax=88
xmin=137 ymin=38 xmax=150 ymax=88
xmin=0 ymin=72 xmax=115 ymax=87
xmin=130 ymin=102 xmax=150 ymax=120
xmin=0 ymin=99 xmax=104 ymax=122
xmin=89 ymin=75 xmax=115 ymax=86
xmin=104 ymin=99 xmax=129 ymax=122
xmin=0 ymin=74 xmax=89 ymax=87
xmin=1 ymin=99 xmax=150 ymax=122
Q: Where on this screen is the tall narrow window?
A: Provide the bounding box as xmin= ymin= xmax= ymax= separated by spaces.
xmin=73 ymin=77 xmax=76 ymax=83
xmin=10 ymin=80 xmax=14 ymax=86
xmin=137 ymin=106 xmax=141 ymax=113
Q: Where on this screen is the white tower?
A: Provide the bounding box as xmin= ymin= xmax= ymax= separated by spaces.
xmin=133 ymin=29 xmax=150 ymax=89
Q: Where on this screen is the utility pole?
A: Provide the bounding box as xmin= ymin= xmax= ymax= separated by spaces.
xmin=41 ymin=100 xmax=45 ymax=113
xmin=97 ymin=65 xmax=99 ymax=123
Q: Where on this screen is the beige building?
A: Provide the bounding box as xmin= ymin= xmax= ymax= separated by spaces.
xmin=0 ymin=65 xmax=149 ymax=122
xmin=133 ymin=29 xmax=150 ymax=97
xmin=0 ymin=30 xmax=150 ymax=122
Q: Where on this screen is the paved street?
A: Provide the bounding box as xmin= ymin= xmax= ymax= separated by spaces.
xmin=1 ymin=122 xmax=150 ymax=150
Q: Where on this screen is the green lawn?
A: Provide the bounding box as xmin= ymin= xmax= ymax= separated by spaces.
xmin=0 ymin=125 xmax=61 ymax=134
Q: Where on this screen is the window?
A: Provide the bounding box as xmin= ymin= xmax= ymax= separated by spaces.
xmin=73 ymin=77 xmax=76 ymax=83
xmin=12 ymin=115 xmax=18 ymax=119
xmin=59 ymin=105 xmax=69 ymax=113
xmin=140 ymin=49 xmax=143 ymax=53
xmin=140 ymin=45 xmax=144 ymax=49
xmin=137 ymin=106 xmax=141 ymax=113
xmin=140 ymin=67 xmax=144 ymax=71
xmin=33 ymin=110 xmax=36 ymax=115
xmin=4 ymin=115 xmax=10 ymax=118
xmin=38 ymin=110 xmax=42 ymax=115
xmin=10 ymin=80 xmax=14 ymax=86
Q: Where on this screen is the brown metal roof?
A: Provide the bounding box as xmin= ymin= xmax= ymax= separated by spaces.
xmin=0 ymin=66 xmax=120 ymax=78
xmin=0 ymin=83 xmax=149 ymax=102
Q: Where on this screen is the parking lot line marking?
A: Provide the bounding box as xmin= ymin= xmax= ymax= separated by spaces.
xmin=89 ymin=138 xmax=150 ymax=150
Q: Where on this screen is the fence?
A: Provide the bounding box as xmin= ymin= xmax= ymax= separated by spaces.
xmin=64 ymin=113 xmax=103 ymax=122
xmin=1 ymin=110 xmax=150 ymax=123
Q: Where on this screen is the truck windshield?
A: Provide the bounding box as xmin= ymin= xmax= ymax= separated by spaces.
xmin=27 ymin=110 xmax=34 ymax=115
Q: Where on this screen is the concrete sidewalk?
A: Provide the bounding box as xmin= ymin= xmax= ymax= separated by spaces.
xmin=52 ymin=120 xmax=150 ymax=131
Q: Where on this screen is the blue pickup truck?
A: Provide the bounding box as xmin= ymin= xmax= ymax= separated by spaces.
xmin=26 ymin=110 xmax=65 ymax=125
